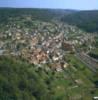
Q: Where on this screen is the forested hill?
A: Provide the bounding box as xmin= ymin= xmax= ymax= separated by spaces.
xmin=0 ymin=8 xmax=76 ymax=23
xmin=61 ymin=10 xmax=98 ymax=32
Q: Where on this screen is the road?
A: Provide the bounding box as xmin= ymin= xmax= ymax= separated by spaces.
xmin=75 ymin=52 xmax=98 ymax=73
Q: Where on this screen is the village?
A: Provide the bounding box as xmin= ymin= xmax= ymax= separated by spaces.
xmin=0 ymin=20 xmax=96 ymax=72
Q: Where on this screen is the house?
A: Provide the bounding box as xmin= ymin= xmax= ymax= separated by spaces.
xmin=16 ymin=33 xmax=21 ymax=40
xmin=62 ymin=42 xmax=74 ymax=52
xmin=31 ymin=36 xmax=38 ymax=46
xmin=93 ymin=96 xmax=98 ymax=100
xmin=63 ymin=62 xmax=69 ymax=68
xmin=50 ymin=62 xmax=63 ymax=72
xmin=30 ymin=48 xmax=48 ymax=64
xmin=52 ymin=56 xmax=59 ymax=61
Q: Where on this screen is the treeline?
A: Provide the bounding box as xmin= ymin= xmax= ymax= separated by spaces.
xmin=0 ymin=8 xmax=71 ymax=23
xmin=0 ymin=56 xmax=68 ymax=100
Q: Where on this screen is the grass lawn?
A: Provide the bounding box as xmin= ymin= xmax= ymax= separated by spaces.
xmin=63 ymin=54 xmax=98 ymax=98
